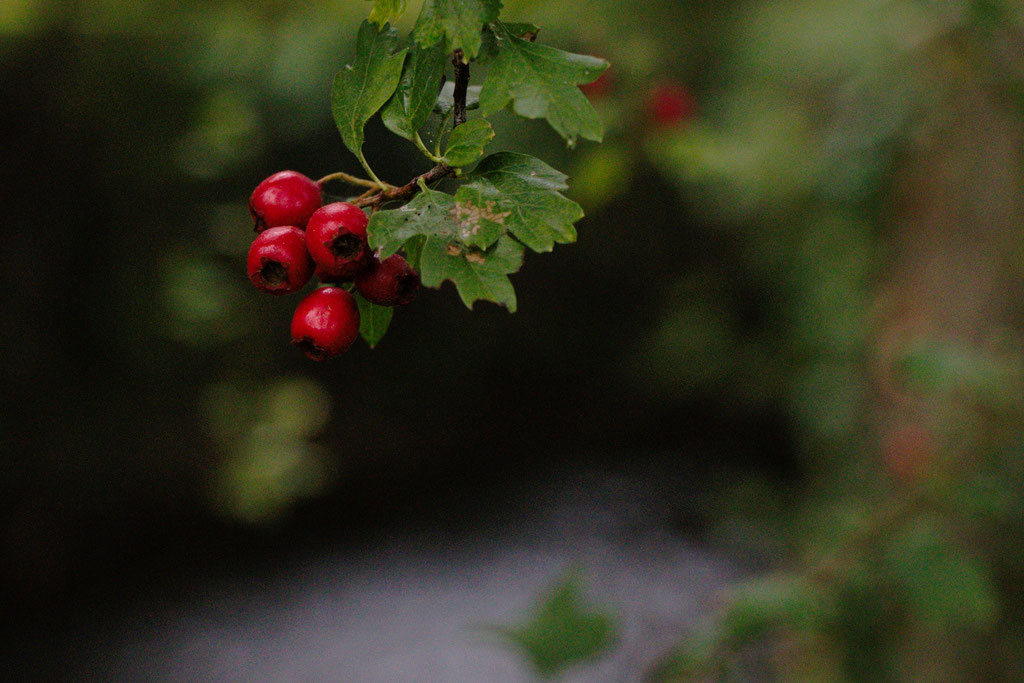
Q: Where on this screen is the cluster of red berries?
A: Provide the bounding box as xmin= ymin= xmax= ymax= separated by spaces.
xmin=246 ymin=171 xmax=420 ymax=360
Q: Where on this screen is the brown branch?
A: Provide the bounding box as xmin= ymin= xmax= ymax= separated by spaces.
xmin=354 ymin=49 xmax=472 ymax=210
xmin=452 ymin=49 xmax=469 ymax=127
xmin=354 ymin=163 xmax=454 ymax=208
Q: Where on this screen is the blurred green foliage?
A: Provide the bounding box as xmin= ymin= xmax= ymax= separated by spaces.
xmin=626 ymin=0 xmax=1024 ymax=680
xmin=491 ymin=572 xmax=618 ymax=678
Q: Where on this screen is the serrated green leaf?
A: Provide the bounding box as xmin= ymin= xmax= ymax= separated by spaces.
xmin=367 ymin=0 xmax=407 ymax=27
xmin=332 ymin=21 xmax=409 ymax=158
xmin=479 ymin=22 xmax=608 ymax=146
xmin=381 ymin=41 xmax=448 ymax=141
xmin=354 ymin=292 xmax=394 ymax=348
xmin=478 ymin=21 xmax=540 ymax=63
xmin=495 ymin=574 xmax=618 ymax=677
xmin=412 ymin=0 xmax=502 ymax=59
xmin=469 ymin=152 xmax=583 ymax=252
xmin=443 ymin=118 xmax=494 ymax=166
xmin=434 ymin=83 xmax=481 ymax=115
xmin=367 ymin=187 xmax=459 ymax=259
xmin=367 ymin=187 xmax=522 ymax=310
xmin=420 ymin=235 xmax=523 ymax=311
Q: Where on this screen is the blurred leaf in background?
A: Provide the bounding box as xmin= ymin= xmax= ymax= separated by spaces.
xmin=489 ymin=572 xmax=619 ymax=678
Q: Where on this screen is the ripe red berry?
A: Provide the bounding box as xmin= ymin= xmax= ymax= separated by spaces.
xmin=356 ymin=254 xmax=420 ymax=306
xmin=246 ymin=226 xmax=314 ymax=295
xmin=290 ymin=287 xmax=361 ymax=360
xmin=249 ymin=171 xmax=322 ymax=232
xmin=648 ymin=82 xmax=696 ymax=128
xmin=305 ymin=202 xmax=370 ymax=281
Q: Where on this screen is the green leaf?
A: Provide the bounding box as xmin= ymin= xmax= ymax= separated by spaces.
xmin=367 ymin=0 xmax=407 ymax=27
xmin=412 ymin=0 xmax=502 ymax=59
xmin=479 ymin=22 xmax=608 ymax=146
xmin=443 ymin=118 xmax=494 ymax=166
xmin=494 ymin=574 xmax=618 ymax=677
xmin=367 ymin=187 xmax=459 ymax=259
xmin=332 ymin=21 xmax=409 ymax=158
xmin=366 ymin=186 xmax=526 ymax=311
xmin=419 ymin=235 xmax=523 ymax=312
xmin=381 ymin=41 xmax=448 ymax=141
xmin=434 ymin=83 xmax=482 ymax=115
xmin=401 ymin=235 xmax=427 ymax=271
xmin=469 ymin=152 xmax=583 ymax=252
xmin=478 ymin=21 xmax=540 ymax=62
xmin=451 ymin=182 xmax=511 ymax=249
xmin=354 ymin=292 xmax=394 ymax=348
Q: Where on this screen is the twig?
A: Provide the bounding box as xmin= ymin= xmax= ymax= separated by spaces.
xmin=354 ymin=163 xmax=454 ymax=208
xmin=452 ymin=49 xmax=469 ymax=127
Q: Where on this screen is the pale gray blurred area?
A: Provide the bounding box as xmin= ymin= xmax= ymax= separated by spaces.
xmin=73 ymin=460 xmax=738 ymax=682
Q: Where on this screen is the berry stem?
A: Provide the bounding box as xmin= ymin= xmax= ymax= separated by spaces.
xmin=317 ymin=171 xmax=386 ymax=190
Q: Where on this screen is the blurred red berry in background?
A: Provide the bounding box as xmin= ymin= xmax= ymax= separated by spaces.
xmin=648 ymin=82 xmax=697 ymax=128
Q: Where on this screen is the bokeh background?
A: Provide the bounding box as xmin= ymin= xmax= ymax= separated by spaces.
xmin=3 ymin=0 xmax=1024 ymax=679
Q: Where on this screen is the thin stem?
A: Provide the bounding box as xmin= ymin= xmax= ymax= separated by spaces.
xmin=317 ymin=171 xmax=381 ymax=189
xmin=356 ymin=149 xmax=391 ymax=191
xmin=434 ymin=108 xmax=454 ymax=157
xmin=414 ymin=132 xmax=445 ymax=164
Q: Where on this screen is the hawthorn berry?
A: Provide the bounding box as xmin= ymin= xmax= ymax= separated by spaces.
xmin=648 ymin=82 xmax=696 ymax=128
xmin=305 ymin=202 xmax=371 ymax=281
xmin=246 ymin=226 xmax=314 ymax=295
xmin=356 ymin=254 xmax=420 ymax=306
xmin=290 ymin=287 xmax=361 ymax=360
xmin=249 ymin=171 xmax=322 ymax=232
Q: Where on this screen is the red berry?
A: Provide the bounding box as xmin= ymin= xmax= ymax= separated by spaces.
xmin=305 ymin=202 xmax=371 ymax=282
xmin=648 ymin=82 xmax=696 ymax=128
xmin=290 ymin=287 xmax=361 ymax=360
xmin=356 ymin=254 xmax=420 ymax=306
xmin=249 ymin=171 xmax=322 ymax=232
xmin=246 ymin=226 xmax=314 ymax=295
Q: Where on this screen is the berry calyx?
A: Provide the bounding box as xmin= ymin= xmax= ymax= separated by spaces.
xmin=305 ymin=202 xmax=371 ymax=281
xmin=246 ymin=226 xmax=314 ymax=295
xmin=249 ymin=171 xmax=322 ymax=232
xmin=356 ymin=254 xmax=420 ymax=306
xmin=290 ymin=287 xmax=361 ymax=360
xmin=648 ymin=82 xmax=697 ymax=128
